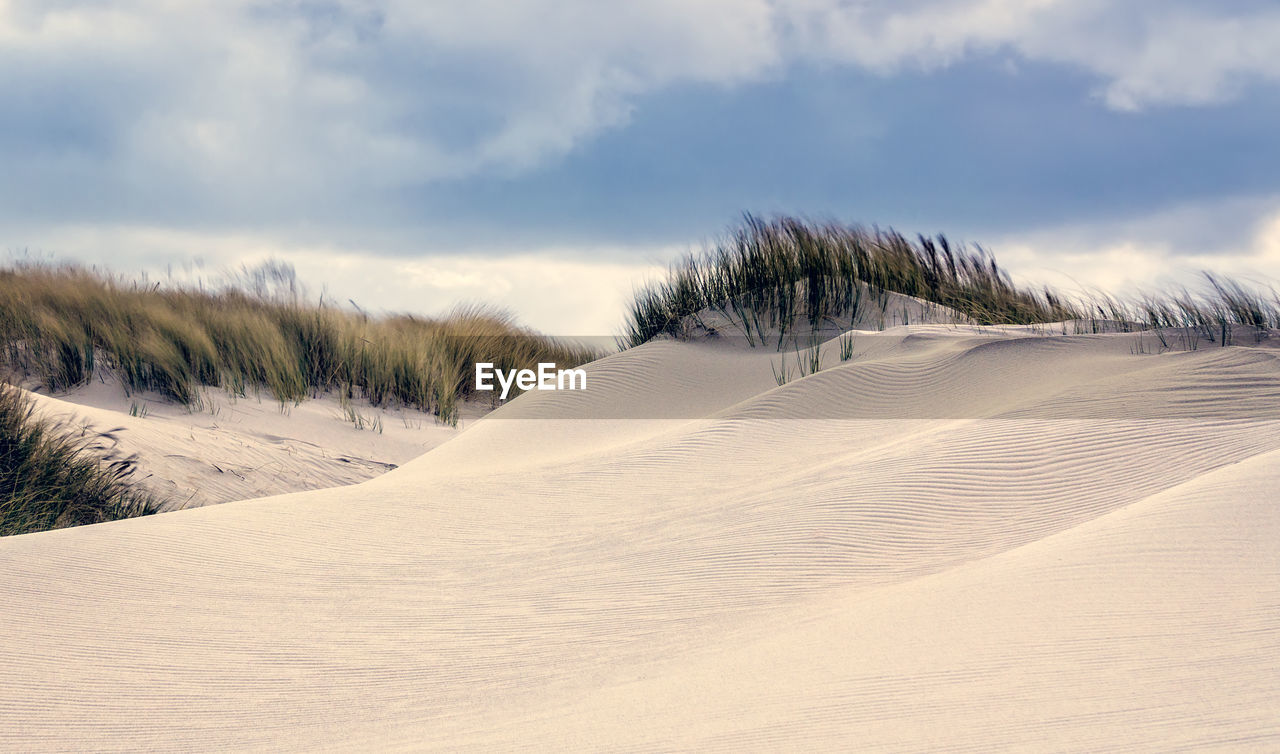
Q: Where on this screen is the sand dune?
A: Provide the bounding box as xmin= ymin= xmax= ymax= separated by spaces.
xmin=20 ymin=377 xmax=472 ymax=510
xmin=2 ymin=325 xmax=1278 ymax=751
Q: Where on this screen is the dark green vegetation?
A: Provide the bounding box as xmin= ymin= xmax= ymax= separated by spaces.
xmin=624 ymin=215 xmax=1280 ymax=347
xmin=0 ymin=383 xmax=158 ymax=536
xmin=0 ymin=262 xmax=600 ymax=426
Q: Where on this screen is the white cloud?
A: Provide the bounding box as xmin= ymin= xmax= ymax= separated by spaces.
xmin=1016 ymin=6 xmax=1280 ymax=111
xmin=789 ymin=0 xmax=1280 ymax=110
xmin=992 ymin=197 xmax=1280 ymax=300
xmin=0 ymin=0 xmax=786 ymax=191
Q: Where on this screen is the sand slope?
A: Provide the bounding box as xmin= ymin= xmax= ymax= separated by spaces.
xmin=21 ymin=377 xmax=472 ymax=510
xmin=2 ymin=325 xmax=1278 ymax=751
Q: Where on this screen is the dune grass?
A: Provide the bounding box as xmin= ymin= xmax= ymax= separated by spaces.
xmin=838 ymin=332 xmax=856 ymax=362
xmin=0 ymin=383 xmax=159 ymax=536
xmin=624 ymin=214 xmax=1075 ymax=346
xmin=0 ymin=262 xmax=600 ymax=425
xmin=624 ymin=214 xmax=1280 ymax=348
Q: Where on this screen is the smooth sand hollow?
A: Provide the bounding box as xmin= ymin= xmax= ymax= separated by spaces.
xmin=2 ymin=324 xmax=1278 ymax=751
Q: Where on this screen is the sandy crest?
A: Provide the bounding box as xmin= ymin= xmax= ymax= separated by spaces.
xmin=1 ymin=325 xmax=1278 ymax=751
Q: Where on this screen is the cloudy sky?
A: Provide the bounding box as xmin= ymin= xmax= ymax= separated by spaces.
xmin=3 ymin=0 xmax=1279 ymax=333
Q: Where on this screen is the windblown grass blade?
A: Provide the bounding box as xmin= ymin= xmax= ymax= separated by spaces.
xmin=0 ymin=383 xmax=159 ymax=535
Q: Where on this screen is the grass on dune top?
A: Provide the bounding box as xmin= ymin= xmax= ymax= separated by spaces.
xmin=0 ymin=382 xmax=158 ymax=536
xmin=0 ymin=262 xmax=600 ymax=425
xmin=624 ymin=214 xmax=1280 ymax=347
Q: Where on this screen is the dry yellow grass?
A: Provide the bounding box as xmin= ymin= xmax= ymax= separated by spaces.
xmin=0 ymin=263 xmax=599 ymax=425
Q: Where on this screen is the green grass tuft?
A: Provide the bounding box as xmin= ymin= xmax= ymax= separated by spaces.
xmin=838 ymin=332 xmax=856 ymax=362
xmin=0 ymin=383 xmax=160 ymax=536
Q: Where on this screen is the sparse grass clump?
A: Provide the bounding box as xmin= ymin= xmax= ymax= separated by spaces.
xmin=771 ymin=357 xmax=792 ymax=386
xmin=0 ymin=262 xmax=600 ymax=425
xmin=838 ymin=332 xmax=856 ymax=362
xmin=801 ymin=339 xmax=822 ymax=377
xmin=0 ymin=383 xmax=159 ymax=536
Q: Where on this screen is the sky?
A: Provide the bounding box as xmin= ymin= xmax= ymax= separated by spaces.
xmin=3 ymin=0 xmax=1280 ymax=334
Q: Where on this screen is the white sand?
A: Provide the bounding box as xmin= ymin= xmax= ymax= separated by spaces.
xmin=20 ymin=374 xmax=476 ymax=510
xmin=2 ymin=325 xmax=1278 ymax=751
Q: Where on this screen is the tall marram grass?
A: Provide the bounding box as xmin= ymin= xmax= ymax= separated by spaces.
xmin=0 ymin=263 xmax=599 ymax=425
xmin=624 ymin=214 xmax=1280 ymax=347
xmin=1 ymin=383 xmax=158 ymax=536
xmin=625 ymin=214 xmax=1075 ymax=346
